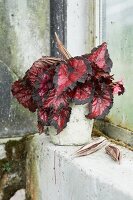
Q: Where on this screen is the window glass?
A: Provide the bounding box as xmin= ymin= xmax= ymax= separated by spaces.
xmin=101 ymin=0 xmax=133 ymax=131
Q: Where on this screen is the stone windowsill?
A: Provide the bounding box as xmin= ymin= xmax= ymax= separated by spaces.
xmin=27 ymin=134 xmax=133 ymax=200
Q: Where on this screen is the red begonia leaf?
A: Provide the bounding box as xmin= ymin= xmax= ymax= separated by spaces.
xmin=68 ymin=56 xmax=92 ymax=81
xmin=43 ymin=88 xmax=70 ymax=110
xmin=95 ymin=71 xmax=114 ymax=85
xmin=83 ymin=42 xmax=112 ymax=73
xmin=54 ymin=57 xmax=92 ymax=95
xmin=25 ymin=56 xmax=61 ymax=86
xmin=37 ymin=107 xmax=54 ymax=133
xmin=31 ymin=67 xmax=56 ymax=108
xmin=66 ymin=88 xmax=76 ymax=99
xmin=38 ymin=108 xmax=50 ymax=125
xmin=72 ymin=81 xmax=94 ymax=105
xmin=26 ymin=60 xmax=50 ymax=85
xmin=11 ymin=80 xmax=37 ymax=112
xmin=86 ymin=87 xmax=113 ymax=119
xmin=34 ymin=72 xmax=53 ymax=97
xmin=112 ymin=81 xmax=125 ymax=95
xmin=95 ymin=71 xmax=113 ymax=79
xmin=51 ymin=107 xmax=71 ymax=134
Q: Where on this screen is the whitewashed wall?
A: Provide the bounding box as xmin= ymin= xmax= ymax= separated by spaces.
xmin=0 ymin=0 xmax=50 ymax=137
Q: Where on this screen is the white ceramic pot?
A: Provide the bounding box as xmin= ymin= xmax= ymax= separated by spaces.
xmin=48 ymin=104 xmax=94 ymax=146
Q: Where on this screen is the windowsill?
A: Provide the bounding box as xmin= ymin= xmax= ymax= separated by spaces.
xmin=27 ymin=134 xmax=133 ymax=200
xmin=95 ymin=120 xmax=133 ymax=147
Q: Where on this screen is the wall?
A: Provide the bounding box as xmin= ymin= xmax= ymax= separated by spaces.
xmin=0 ymin=0 xmax=50 ymax=137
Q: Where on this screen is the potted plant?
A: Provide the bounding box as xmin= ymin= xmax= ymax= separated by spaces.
xmin=11 ymin=34 xmax=124 ymax=145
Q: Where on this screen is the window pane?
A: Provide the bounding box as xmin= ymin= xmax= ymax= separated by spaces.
xmin=101 ymin=0 xmax=133 ymax=131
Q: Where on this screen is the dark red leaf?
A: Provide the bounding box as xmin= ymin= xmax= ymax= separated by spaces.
xmin=72 ymin=81 xmax=94 ymax=105
xmin=83 ymin=43 xmax=112 ymax=73
xmin=66 ymin=88 xmax=76 ymax=99
xmin=34 ymin=72 xmax=53 ymax=98
xmin=86 ymin=87 xmax=113 ymax=119
xmin=95 ymin=71 xmax=113 ymax=79
xmin=94 ymin=71 xmax=114 ymax=85
xmin=38 ymin=108 xmax=50 ymax=125
xmin=11 ymin=80 xmax=37 ymax=112
xmin=26 ymin=61 xmax=50 ymax=85
xmin=43 ymin=88 xmax=70 ymax=110
xmin=112 ymin=81 xmax=125 ymax=95
xmin=68 ymin=57 xmax=92 ymax=80
xmin=31 ymin=70 xmax=55 ymax=107
xmin=54 ymin=57 xmax=92 ymax=95
xmin=51 ymin=107 xmax=71 ymax=134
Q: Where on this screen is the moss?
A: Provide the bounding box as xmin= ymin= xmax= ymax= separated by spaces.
xmin=2 ymin=161 xmax=12 ymax=173
xmin=0 ymin=134 xmax=34 ymax=199
xmin=0 ymin=159 xmax=12 ymax=177
xmin=105 ymin=118 xmax=131 ymax=131
xmin=104 ymin=117 xmax=111 ymax=123
xmin=92 ymin=127 xmax=133 ymax=151
xmin=95 ymin=118 xmax=133 ymax=136
xmin=2 ymin=185 xmax=21 ymax=200
xmin=5 ymin=134 xmax=33 ymax=160
xmin=25 ymin=135 xmax=40 ymax=200
xmin=117 ymin=124 xmax=133 ymax=132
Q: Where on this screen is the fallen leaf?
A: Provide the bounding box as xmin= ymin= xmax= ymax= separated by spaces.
xmin=73 ymin=137 xmax=107 ymax=157
xmin=105 ymin=145 xmax=121 ymax=163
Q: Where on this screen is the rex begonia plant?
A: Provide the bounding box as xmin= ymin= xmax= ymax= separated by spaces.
xmin=11 ymin=33 xmax=125 ymax=134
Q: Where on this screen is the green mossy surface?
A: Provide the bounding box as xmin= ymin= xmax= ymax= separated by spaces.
xmin=0 ymin=134 xmax=33 ymax=200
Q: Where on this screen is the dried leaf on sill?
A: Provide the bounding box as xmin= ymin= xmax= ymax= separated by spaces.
xmin=105 ymin=145 xmax=121 ymax=164
xmin=73 ymin=137 xmax=107 ymax=158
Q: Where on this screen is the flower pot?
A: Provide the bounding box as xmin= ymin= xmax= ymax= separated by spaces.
xmin=48 ymin=104 xmax=94 ymax=146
